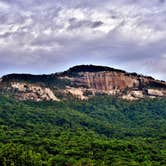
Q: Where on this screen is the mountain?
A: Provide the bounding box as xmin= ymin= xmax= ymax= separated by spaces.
xmin=0 ymin=65 xmax=166 ymax=101
xmin=0 ymin=65 xmax=166 ymax=165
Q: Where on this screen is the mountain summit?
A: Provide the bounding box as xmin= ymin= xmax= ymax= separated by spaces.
xmin=0 ymin=65 xmax=166 ymax=101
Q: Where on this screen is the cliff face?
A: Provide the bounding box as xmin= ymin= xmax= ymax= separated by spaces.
xmin=60 ymin=65 xmax=166 ymax=100
xmin=0 ymin=65 xmax=166 ymax=101
xmin=71 ymin=72 xmax=141 ymax=90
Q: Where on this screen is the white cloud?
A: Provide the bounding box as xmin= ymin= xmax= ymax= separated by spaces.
xmin=0 ymin=0 xmax=166 ymax=80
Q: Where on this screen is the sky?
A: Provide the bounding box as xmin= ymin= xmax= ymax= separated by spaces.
xmin=0 ymin=0 xmax=166 ymax=80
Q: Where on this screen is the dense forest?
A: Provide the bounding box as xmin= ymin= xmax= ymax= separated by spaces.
xmin=0 ymin=95 xmax=166 ymax=165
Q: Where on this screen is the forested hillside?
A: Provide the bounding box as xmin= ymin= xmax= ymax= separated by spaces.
xmin=0 ymin=95 xmax=166 ymax=165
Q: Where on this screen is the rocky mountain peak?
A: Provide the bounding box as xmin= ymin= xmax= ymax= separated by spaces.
xmin=0 ymin=65 xmax=166 ymax=101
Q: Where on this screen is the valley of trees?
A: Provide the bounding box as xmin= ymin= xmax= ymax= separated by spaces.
xmin=0 ymin=95 xmax=166 ymax=165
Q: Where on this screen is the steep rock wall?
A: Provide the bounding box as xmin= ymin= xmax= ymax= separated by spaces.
xmin=68 ymin=72 xmax=149 ymax=91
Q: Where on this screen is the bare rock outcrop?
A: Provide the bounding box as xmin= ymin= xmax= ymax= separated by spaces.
xmin=9 ymin=82 xmax=59 ymax=101
xmin=65 ymin=86 xmax=88 ymax=100
xmin=147 ymin=89 xmax=165 ymax=97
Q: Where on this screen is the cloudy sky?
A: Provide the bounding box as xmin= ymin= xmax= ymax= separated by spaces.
xmin=0 ymin=0 xmax=166 ymax=80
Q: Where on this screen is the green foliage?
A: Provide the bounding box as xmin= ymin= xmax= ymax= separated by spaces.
xmin=0 ymin=95 xmax=166 ymax=165
xmin=0 ymin=143 xmax=43 ymax=166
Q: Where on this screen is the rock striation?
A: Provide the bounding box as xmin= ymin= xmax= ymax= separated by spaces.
xmin=61 ymin=65 xmax=166 ymax=100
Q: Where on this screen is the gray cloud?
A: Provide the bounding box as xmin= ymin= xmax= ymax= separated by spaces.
xmin=68 ymin=18 xmax=104 ymax=30
xmin=0 ymin=0 xmax=166 ymax=80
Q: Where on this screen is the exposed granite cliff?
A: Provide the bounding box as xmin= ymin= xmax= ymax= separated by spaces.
xmin=60 ymin=65 xmax=166 ymax=100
